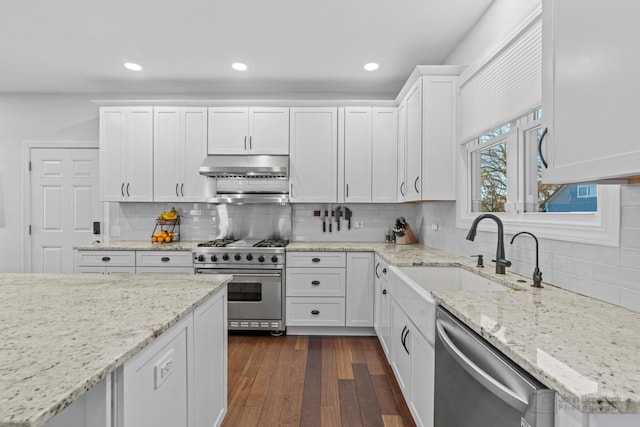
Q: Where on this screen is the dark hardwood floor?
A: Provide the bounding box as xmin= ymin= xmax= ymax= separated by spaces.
xmin=223 ymin=334 xmax=416 ymax=427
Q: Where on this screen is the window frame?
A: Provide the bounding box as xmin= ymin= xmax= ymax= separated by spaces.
xmin=457 ymin=111 xmax=621 ymax=247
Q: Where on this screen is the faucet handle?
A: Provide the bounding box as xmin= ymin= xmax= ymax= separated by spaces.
xmin=493 ymin=258 xmax=512 ymax=268
xmin=471 ymin=254 xmax=484 ymax=267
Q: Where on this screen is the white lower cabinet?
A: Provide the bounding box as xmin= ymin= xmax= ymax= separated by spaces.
xmin=285 ymin=251 xmax=374 ymax=331
xmin=75 ymin=251 xmax=136 ymax=275
xmin=390 ymin=301 xmax=412 ymax=396
xmin=135 ymin=251 xmax=194 ymax=274
xmin=117 ymin=315 xmax=190 ymax=427
xmin=373 ymin=255 xmax=392 ymax=358
xmin=115 ymin=286 xmax=227 ymax=427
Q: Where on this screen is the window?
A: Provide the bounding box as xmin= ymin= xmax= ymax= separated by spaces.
xmin=459 ymin=109 xmax=620 ymax=247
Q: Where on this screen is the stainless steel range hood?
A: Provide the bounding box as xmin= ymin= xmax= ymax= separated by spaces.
xmin=200 ymin=155 xmax=290 ymax=204
xmin=199 ymin=155 xmax=289 ymax=178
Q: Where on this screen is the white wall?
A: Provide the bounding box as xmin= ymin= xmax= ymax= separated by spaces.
xmin=443 ymin=0 xmax=540 ymax=65
xmin=0 ymin=95 xmax=99 ymax=272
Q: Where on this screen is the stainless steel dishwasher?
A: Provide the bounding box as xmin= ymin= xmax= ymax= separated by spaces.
xmin=434 ymin=307 xmax=555 ymax=427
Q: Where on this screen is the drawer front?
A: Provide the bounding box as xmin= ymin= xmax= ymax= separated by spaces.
xmin=136 ymin=266 xmax=194 ymax=275
xmin=286 ymin=268 xmax=345 ymax=297
xmin=286 ymin=297 xmax=345 ymax=326
xmin=75 ymin=251 xmax=135 ymax=267
xmin=136 ymin=251 xmax=194 ymax=267
xmin=286 ymin=252 xmax=346 ymax=268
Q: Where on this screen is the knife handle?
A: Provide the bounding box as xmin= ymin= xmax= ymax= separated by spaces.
xmin=323 ymin=220 xmax=326 ymax=232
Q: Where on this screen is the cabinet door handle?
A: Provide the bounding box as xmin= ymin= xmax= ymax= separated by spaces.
xmin=244 ymin=135 xmax=247 ymax=150
xmin=346 ymin=183 xmax=349 ymax=198
xmin=401 ymin=326 xmax=407 ymax=345
xmin=401 ymin=326 xmax=410 ymax=355
xmin=249 ymin=135 xmax=252 ymax=150
xmin=121 ymin=183 xmax=125 ymax=197
xmin=312 ymin=257 xmax=321 ymax=263
xmin=311 ymin=310 xmax=320 ymax=315
xmin=290 ymin=183 xmax=294 ymax=198
xmin=414 ymin=176 xmax=420 ymax=194
xmin=181 ymin=183 xmax=184 ymax=197
xmin=311 ymin=280 xmax=320 ymax=285
xmin=161 ymin=257 xmax=170 ymax=262
xmin=400 ymin=182 xmax=405 ymax=197
xmin=102 ymin=256 xmax=111 ymax=262
xmin=538 ymin=127 xmax=549 ymax=169
xmin=126 ymin=183 xmax=130 ymax=197
xmin=175 ymin=183 xmax=179 ymax=197
xmin=375 ymin=262 xmax=381 ymax=278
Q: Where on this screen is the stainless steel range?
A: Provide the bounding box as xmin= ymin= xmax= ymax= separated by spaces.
xmin=193 ymin=238 xmax=287 ymax=334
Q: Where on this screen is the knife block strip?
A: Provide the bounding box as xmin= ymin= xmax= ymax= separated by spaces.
xmin=395 ymin=224 xmax=418 ymax=245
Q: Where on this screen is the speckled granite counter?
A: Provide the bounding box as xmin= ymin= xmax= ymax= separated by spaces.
xmin=0 ymin=273 xmax=230 ymax=427
xmin=74 ymin=240 xmax=199 ymax=251
xmin=288 ymin=241 xmax=640 ymax=414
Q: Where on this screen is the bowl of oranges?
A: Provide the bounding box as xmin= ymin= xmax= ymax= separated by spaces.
xmin=151 ymin=208 xmax=180 ymax=243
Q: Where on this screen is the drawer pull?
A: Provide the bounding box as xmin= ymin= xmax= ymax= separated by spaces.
xmin=311 ymin=257 xmax=321 ymax=263
xmin=101 ymin=256 xmax=111 ymax=262
xmin=161 ymin=257 xmax=170 ymax=262
xmin=311 ymin=280 xmax=320 ymax=285
xmin=311 ymin=310 xmax=320 ymax=315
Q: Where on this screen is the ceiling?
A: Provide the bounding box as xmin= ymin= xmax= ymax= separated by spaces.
xmin=0 ymin=0 xmax=493 ymax=99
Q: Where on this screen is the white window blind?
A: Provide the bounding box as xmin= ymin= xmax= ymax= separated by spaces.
xmin=459 ymin=13 xmax=542 ymax=141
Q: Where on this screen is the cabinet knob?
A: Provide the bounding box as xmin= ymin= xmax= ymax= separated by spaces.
xmin=312 ymin=257 xmax=321 ymax=263
xmin=102 ymin=256 xmax=111 ymax=262
xmin=382 ymin=289 xmax=387 ymax=295
xmin=382 ymin=268 xmax=387 ymax=274
xmin=311 ymin=310 xmax=320 ymax=315
xmin=311 ymin=280 xmax=320 ymax=286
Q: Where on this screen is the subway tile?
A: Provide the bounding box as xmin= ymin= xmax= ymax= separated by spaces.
xmin=571 ymin=243 xmax=621 ymax=266
xmin=570 ymin=276 xmax=621 ymax=306
xmin=621 ymin=207 xmax=640 ymax=227
xmin=592 ymin=263 xmax=640 ymax=291
xmin=621 ymin=185 xmax=640 ymax=207
xmin=621 ymin=247 xmax=640 ymax=270
xmin=619 ymin=288 xmax=640 ymax=313
xmin=620 ymin=227 xmax=640 ymax=250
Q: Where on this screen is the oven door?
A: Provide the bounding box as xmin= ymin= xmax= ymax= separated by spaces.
xmin=197 ymin=268 xmax=283 ymax=321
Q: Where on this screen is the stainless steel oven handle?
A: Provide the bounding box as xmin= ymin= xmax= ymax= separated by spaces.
xmin=436 ymin=319 xmax=528 ymax=413
xmin=228 ymin=272 xmax=282 ymax=278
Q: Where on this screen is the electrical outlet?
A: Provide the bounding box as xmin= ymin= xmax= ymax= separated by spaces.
xmin=354 ymin=221 xmax=364 ymax=228
xmin=154 ymin=349 xmax=174 ymax=389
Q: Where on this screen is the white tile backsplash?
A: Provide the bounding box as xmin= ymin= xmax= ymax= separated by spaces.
xmin=418 ymin=184 xmax=640 ymax=313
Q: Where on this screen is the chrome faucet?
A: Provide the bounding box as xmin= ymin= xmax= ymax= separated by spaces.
xmin=510 ymin=231 xmax=543 ymax=288
xmin=465 ymin=214 xmax=512 ymax=274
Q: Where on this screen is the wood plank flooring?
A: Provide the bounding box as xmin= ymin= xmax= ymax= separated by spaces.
xmin=223 ymin=334 xmax=416 ymax=427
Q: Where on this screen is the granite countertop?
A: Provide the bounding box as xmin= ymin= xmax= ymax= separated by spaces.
xmin=0 ymin=273 xmax=230 ymax=427
xmin=74 ymin=240 xmax=200 ymax=251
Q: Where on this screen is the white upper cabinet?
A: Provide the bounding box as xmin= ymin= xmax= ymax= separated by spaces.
xmin=344 ymin=107 xmax=373 ymax=203
xmin=541 ymin=0 xmax=640 ymax=184
xmin=208 ymin=107 xmax=289 ymax=155
xmin=154 ymin=107 xmax=207 ymax=202
xmin=99 ymin=107 xmax=153 ymax=202
xmin=372 ymin=107 xmax=398 ymax=203
xmin=404 ymin=79 xmax=423 ymax=202
xmin=397 ymin=102 xmax=407 ymax=202
xmin=289 ymin=107 xmax=338 ymax=202
xmin=421 ymin=75 xmax=457 ymax=200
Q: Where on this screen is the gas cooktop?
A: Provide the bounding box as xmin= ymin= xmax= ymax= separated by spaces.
xmin=193 ymin=238 xmax=288 ymax=266
xmin=197 ymin=238 xmax=288 ymax=249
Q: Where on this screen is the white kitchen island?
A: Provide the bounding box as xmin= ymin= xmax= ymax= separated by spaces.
xmin=0 ymin=273 xmax=230 ymax=427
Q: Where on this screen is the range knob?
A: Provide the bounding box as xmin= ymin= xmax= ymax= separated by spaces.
xmin=222 ymin=253 xmax=229 ymax=261
xmin=197 ymin=254 xmax=205 ymax=262
xmin=246 ymin=254 xmax=253 ymax=261
xmin=271 ymin=255 xmax=279 ymax=263
xmin=210 ymin=255 xmax=218 ymax=262
xmin=234 ymin=254 xmax=242 ymax=261
xmin=258 ymin=255 xmax=265 ymax=263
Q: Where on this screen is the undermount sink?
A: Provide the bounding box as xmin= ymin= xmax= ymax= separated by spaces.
xmin=397 ymin=266 xmax=510 ymax=292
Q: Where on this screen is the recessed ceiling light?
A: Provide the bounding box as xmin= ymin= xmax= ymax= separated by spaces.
xmin=364 ymin=62 xmax=380 ymax=71
xmin=124 ymin=62 xmax=142 ymax=71
xmin=232 ymin=62 xmax=248 ymax=71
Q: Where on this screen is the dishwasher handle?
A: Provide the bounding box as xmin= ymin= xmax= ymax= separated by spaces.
xmin=436 ymin=319 xmax=529 ymax=413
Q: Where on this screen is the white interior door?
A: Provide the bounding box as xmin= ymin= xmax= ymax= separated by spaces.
xmin=30 ymin=148 xmax=102 ymax=273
